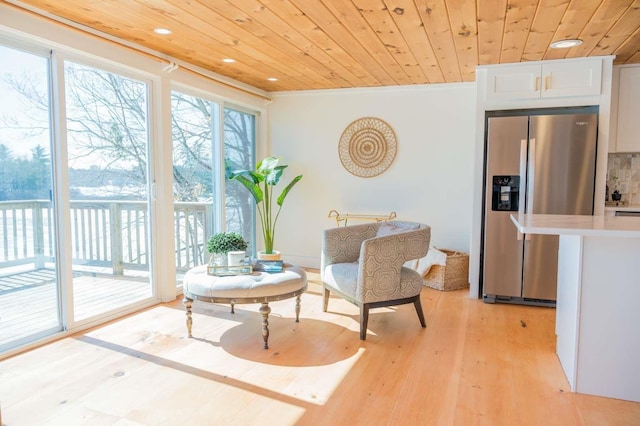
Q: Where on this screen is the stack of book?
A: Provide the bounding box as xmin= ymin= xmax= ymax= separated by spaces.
xmin=253 ymin=260 xmax=284 ymax=273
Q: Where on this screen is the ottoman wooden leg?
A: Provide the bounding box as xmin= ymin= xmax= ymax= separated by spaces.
xmin=295 ymin=294 xmax=301 ymax=322
xmin=183 ymin=297 xmax=193 ymax=338
xmin=259 ymin=302 xmax=271 ymax=349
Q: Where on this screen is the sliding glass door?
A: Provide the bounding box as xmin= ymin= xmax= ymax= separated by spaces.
xmin=0 ymin=45 xmax=61 ymax=350
xmin=0 ymin=50 xmax=155 ymax=350
xmin=64 ymin=61 xmax=153 ymax=321
xmin=170 ymin=90 xmax=219 ymax=279
xmin=0 ymin=39 xmax=260 ymax=353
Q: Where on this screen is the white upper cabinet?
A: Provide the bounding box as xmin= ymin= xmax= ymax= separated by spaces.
xmin=485 ymin=63 xmax=540 ymax=100
xmin=541 ymin=60 xmax=602 ymax=97
xmin=485 ymin=59 xmax=602 ymax=101
xmin=614 ymin=66 xmax=640 ymax=153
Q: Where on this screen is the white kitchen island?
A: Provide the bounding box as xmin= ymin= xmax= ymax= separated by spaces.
xmin=510 ymin=214 xmax=640 ymax=402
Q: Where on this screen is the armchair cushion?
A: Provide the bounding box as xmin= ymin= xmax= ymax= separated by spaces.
xmin=323 ymin=262 xmax=358 ymax=298
xmin=324 ymin=263 xmax=423 ymax=301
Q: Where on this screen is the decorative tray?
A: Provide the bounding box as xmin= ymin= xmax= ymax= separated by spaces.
xmin=207 ymin=264 xmax=253 ymax=276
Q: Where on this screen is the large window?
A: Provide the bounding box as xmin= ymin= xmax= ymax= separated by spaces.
xmin=0 ymin=44 xmax=60 ymax=351
xmin=0 ymin=34 xmax=262 ymax=355
xmin=65 ymin=61 xmax=153 ymax=321
xmin=224 ymin=107 xmax=256 ymax=246
xmin=171 ymin=90 xmax=218 ymax=274
xmin=0 ymin=48 xmax=157 ymax=351
xmin=170 ymin=93 xmax=257 ymax=279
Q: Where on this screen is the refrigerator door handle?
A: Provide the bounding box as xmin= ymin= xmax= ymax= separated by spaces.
xmin=516 ymin=138 xmax=538 ymax=241
xmin=518 ymin=138 xmax=528 ymax=242
xmin=519 ymin=139 xmax=527 ymax=215
xmin=526 ymin=137 xmax=536 ymax=214
xmin=525 ymin=137 xmax=536 ymax=241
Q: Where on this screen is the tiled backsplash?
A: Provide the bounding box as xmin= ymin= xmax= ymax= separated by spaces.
xmin=607 ymin=153 xmax=640 ymax=205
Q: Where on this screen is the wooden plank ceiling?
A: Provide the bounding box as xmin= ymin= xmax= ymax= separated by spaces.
xmin=6 ymin=0 xmax=640 ymax=92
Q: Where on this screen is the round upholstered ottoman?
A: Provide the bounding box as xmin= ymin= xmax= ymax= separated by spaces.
xmin=182 ymin=264 xmax=307 ymax=349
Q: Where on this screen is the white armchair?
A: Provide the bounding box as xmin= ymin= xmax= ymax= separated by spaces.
xmin=321 ymin=221 xmax=431 ymax=340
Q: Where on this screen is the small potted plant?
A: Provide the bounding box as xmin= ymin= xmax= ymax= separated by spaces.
xmin=227 ymin=156 xmax=302 ymax=260
xmin=207 ymin=232 xmax=248 ymax=266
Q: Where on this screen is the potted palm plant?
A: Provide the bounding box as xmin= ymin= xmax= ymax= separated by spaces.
xmin=228 ymin=156 xmax=302 ymax=260
xmin=207 ymin=232 xmax=248 ymax=266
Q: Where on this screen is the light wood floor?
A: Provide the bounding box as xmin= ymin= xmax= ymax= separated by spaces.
xmin=0 ymin=270 xmax=638 ymax=425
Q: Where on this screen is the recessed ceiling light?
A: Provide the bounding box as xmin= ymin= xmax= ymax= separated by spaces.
xmin=550 ymin=39 xmax=583 ymax=49
xmin=222 ymin=58 xmax=236 ymax=63
xmin=267 ymin=77 xmax=278 ymax=82
xmin=154 ymin=28 xmax=172 ymax=35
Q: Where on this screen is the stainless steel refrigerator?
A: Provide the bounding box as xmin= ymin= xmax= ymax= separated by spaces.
xmin=481 ymin=107 xmax=598 ymax=306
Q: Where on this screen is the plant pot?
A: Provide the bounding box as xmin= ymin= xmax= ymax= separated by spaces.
xmin=258 ymin=250 xmax=281 ymax=261
xmin=227 ymin=250 xmax=246 ymax=266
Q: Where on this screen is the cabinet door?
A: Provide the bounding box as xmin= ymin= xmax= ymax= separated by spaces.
xmin=485 ymin=63 xmax=540 ymax=100
xmin=616 ymin=67 xmax=640 ymax=152
xmin=541 ymin=60 xmax=602 ymax=98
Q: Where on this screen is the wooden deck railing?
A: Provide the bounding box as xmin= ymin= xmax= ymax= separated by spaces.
xmin=0 ymin=200 xmax=212 ymax=274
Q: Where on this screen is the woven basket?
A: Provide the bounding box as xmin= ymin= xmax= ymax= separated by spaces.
xmin=423 ymin=249 xmax=469 ymax=291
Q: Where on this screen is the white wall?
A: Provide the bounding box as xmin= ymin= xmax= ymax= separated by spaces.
xmin=268 ymin=83 xmax=477 ymax=269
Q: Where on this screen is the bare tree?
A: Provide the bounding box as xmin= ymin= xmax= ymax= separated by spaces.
xmin=171 ymin=94 xmax=214 ymax=202
xmin=64 ymin=63 xmax=148 ymax=198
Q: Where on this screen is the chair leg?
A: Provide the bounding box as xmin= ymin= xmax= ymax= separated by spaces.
xmin=360 ymin=304 xmax=370 ymax=340
xmin=413 ymin=295 xmax=426 ymax=328
xmin=323 ymin=287 xmax=330 ymax=312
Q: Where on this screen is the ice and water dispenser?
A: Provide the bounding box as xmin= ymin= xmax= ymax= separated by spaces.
xmin=491 ymin=175 xmax=520 ymax=211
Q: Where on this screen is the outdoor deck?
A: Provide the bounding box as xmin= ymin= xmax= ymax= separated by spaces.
xmin=0 ymin=268 xmax=152 ymax=349
xmin=1 ymin=199 xmax=210 ymax=351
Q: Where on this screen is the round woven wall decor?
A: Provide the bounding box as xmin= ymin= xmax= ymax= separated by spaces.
xmin=338 ymin=117 xmax=397 ymax=178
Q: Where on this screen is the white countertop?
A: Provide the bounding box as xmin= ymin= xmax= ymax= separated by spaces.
xmin=510 ymin=214 xmax=640 ymax=238
xmin=605 ymin=204 xmax=640 ymax=212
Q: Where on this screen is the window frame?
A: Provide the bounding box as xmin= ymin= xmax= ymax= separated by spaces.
xmin=0 ymin=16 xmax=269 ymax=356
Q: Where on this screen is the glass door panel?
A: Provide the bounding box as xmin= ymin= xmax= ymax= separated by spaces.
xmin=0 ymin=45 xmax=61 ymax=350
xmin=171 ymin=91 xmax=218 ymax=279
xmin=64 ymin=62 xmax=152 ymax=322
xmin=224 ymin=107 xmax=256 ymax=252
